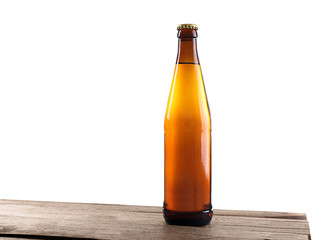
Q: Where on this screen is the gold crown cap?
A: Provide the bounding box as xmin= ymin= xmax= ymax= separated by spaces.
xmin=177 ymin=24 xmax=198 ymax=30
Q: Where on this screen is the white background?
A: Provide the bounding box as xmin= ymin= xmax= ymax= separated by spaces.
xmin=0 ymin=0 xmax=321 ymax=238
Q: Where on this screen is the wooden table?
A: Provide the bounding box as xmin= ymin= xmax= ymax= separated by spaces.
xmin=0 ymin=199 xmax=310 ymax=240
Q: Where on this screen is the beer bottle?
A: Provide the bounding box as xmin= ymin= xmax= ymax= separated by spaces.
xmin=163 ymin=24 xmax=212 ymax=226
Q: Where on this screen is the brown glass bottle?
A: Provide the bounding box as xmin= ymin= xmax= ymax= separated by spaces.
xmin=163 ymin=24 xmax=212 ymax=226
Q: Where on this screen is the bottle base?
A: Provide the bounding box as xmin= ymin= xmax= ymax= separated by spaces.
xmin=163 ymin=207 xmax=213 ymax=226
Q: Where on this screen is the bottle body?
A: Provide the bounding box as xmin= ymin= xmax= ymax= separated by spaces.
xmin=163 ymin=24 xmax=212 ymax=226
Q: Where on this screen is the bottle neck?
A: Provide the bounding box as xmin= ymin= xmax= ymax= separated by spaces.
xmin=176 ymin=29 xmax=199 ymax=65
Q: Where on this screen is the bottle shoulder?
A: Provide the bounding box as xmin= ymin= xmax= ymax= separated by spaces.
xmin=165 ymin=63 xmax=211 ymax=130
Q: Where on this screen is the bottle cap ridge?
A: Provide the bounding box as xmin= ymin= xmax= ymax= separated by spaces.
xmin=177 ymin=24 xmax=198 ymax=30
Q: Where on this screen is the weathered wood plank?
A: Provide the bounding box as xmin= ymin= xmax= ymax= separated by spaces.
xmin=214 ymin=209 xmax=307 ymax=220
xmin=0 ymin=199 xmax=310 ymax=240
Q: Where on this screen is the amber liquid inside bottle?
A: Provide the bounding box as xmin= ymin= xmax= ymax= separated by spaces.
xmin=163 ymin=26 xmax=212 ymax=226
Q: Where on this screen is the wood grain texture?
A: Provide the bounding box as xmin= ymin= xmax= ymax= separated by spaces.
xmin=0 ymin=199 xmax=311 ymax=240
